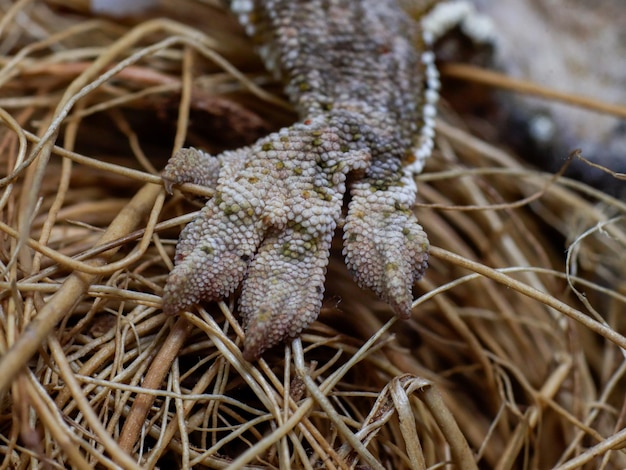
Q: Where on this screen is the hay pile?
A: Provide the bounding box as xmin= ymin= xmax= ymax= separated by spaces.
xmin=1 ymin=1 xmax=625 ymax=468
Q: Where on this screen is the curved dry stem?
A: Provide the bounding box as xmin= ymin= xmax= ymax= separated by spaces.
xmin=0 ymin=183 xmax=162 ymax=393
xmin=441 ymin=63 xmax=626 ymax=120
xmin=429 ymin=246 xmax=626 ymax=351
xmin=118 ymin=317 xmax=193 ymax=454
xmin=2 ymin=2 xmax=626 ymax=469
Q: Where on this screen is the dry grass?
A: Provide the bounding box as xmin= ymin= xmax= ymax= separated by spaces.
xmin=1 ymin=1 xmax=626 ymax=468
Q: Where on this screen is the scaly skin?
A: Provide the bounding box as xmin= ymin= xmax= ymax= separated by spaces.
xmin=162 ymin=0 xmax=438 ymax=360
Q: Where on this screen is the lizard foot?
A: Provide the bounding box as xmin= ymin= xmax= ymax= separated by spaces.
xmin=162 ymin=112 xmax=370 ymax=359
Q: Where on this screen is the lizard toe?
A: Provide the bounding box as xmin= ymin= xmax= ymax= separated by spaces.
xmin=162 ymin=200 xmax=262 ymax=315
xmin=343 ymin=177 xmax=428 ymax=318
xmin=239 ymin=226 xmax=332 ymax=360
